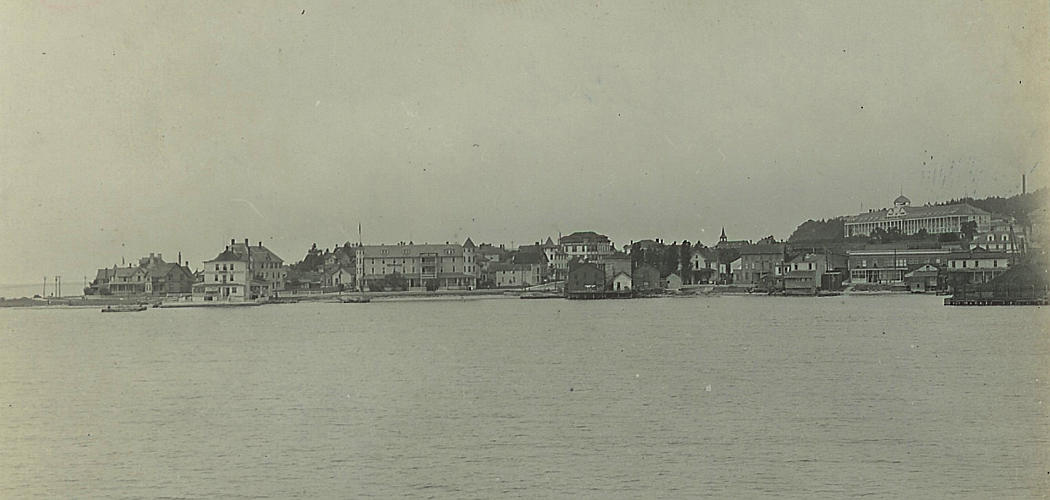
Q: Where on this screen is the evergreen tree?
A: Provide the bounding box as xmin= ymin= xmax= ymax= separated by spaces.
xmin=679 ymin=240 xmax=693 ymax=284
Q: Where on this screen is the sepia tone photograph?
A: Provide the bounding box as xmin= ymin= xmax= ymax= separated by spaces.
xmin=1 ymin=1 xmax=1048 ymax=497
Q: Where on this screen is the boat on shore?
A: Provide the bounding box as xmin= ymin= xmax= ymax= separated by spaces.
xmin=101 ymin=305 xmax=148 ymax=313
xmin=520 ymin=292 xmax=562 ymax=299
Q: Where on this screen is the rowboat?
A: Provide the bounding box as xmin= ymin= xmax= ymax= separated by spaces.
xmin=101 ymin=305 xmax=148 ymax=313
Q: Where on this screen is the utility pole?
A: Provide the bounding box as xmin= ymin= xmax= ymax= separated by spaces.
xmin=42 ymin=276 xmax=47 ymax=297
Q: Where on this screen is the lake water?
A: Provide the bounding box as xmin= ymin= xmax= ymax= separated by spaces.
xmin=1 ymin=295 xmax=1048 ymax=498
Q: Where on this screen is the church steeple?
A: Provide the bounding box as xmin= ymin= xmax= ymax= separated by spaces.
xmin=719 ymin=226 xmax=727 ymax=243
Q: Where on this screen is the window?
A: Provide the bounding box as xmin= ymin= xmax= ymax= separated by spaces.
xmin=993 ymin=260 xmax=998 ymax=267
xmin=215 ymin=264 xmax=220 ymax=271
xmin=961 ymin=261 xmax=966 ymax=268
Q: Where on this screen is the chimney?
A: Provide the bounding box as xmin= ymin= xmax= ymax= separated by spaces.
xmin=156 ymin=253 xmax=162 ymax=261
xmin=258 ymin=241 xmax=262 ymax=247
xmin=231 ymin=239 xmax=236 ymax=246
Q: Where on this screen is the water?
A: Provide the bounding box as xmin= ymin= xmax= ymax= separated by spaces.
xmin=1 ymin=295 xmax=1047 ymax=498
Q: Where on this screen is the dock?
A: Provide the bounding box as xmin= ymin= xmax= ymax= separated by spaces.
xmin=944 ymin=297 xmax=1047 ymax=306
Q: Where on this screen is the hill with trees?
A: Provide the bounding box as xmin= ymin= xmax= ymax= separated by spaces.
xmin=788 ymin=188 xmax=1047 ymax=244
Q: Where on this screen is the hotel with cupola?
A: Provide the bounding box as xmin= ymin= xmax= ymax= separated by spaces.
xmin=843 ymin=195 xmax=991 ymax=237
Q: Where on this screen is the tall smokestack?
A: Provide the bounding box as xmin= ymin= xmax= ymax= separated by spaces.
xmin=1023 ymin=174 xmax=1026 ymax=195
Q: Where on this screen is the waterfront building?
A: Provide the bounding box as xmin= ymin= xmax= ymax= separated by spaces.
xmin=555 ymin=231 xmax=614 ymax=276
xmin=322 ymin=265 xmax=355 ymax=289
xmin=108 ymin=265 xmax=147 ymax=295
xmin=611 ymin=272 xmax=632 ymax=292
xmin=492 ymin=262 xmax=544 ymax=288
xmin=355 ymin=238 xmax=477 ymax=291
xmin=197 ymin=239 xmax=287 ymax=301
xmin=737 ymin=244 xmax=786 ymax=285
xmin=141 ymin=256 xmax=194 ymax=296
xmin=843 ymin=195 xmax=991 ymax=237
xmin=946 ymin=249 xmax=1011 ymax=288
xmin=846 ymin=246 xmax=950 ymax=284
xmin=690 ymin=246 xmax=719 ymax=283
xmin=775 ymin=253 xmax=830 ymax=293
xmin=602 ymin=253 xmax=632 ymax=287
xmin=664 ymin=273 xmax=683 ymax=291
xmin=632 ymin=263 xmax=661 ymax=291
xmin=565 ymin=260 xmax=605 ymax=296
xmin=86 ymin=253 xmax=193 ymax=296
xmin=903 ymin=264 xmax=942 ymax=292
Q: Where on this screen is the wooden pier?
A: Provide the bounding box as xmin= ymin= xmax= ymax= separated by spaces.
xmin=944 ymin=297 xmax=1047 ymax=306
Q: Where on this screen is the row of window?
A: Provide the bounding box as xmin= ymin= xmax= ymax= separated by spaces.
xmin=950 ymin=260 xmax=1000 ymax=268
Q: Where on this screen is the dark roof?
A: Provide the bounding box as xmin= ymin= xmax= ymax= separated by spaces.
xmin=693 ymin=247 xmax=718 ymax=260
xmin=894 ymin=195 xmax=911 ymax=205
xmin=948 ymin=249 xmax=1011 ymax=260
xmin=513 ymin=251 xmax=548 ymax=265
xmin=94 ymin=268 xmax=116 ymax=281
xmin=207 ymin=248 xmax=246 ymax=262
xmin=560 ymin=231 xmax=610 ymax=244
xmin=463 ymin=237 xmax=475 ymax=248
xmin=738 ymin=244 xmax=785 ymax=255
xmin=543 ymin=237 xmax=556 ymax=247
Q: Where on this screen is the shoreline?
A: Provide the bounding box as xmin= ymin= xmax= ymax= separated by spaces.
xmin=0 ymin=287 xmax=927 ymax=309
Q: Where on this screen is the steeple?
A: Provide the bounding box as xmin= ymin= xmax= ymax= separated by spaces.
xmin=719 ymin=226 xmax=727 ymax=243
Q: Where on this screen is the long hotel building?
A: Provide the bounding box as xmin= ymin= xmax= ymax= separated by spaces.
xmin=355 ymin=238 xmax=478 ymax=290
xmin=843 ymin=195 xmax=991 ymax=237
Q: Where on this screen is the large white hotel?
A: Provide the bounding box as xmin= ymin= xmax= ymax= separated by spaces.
xmin=843 ymin=195 xmax=991 ymax=237
xmin=355 ymin=239 xmax=478 ymax=291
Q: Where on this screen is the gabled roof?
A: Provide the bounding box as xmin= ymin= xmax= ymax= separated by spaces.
xmin=144 ymin=262 xmax=191 ymax=279
xmin=463 ymin=237 xmax=475 ymax=248
xmin=560 ymin=231 xmax=610 ymax=244
xmin=904 ymin=264 xmax=940 ymax=278
xmin=206 ymin=248 xmax=246 ymax=263
xmin=94 ymin=268 xmax=116 ymax=281
xmin=112 ymin=266 xmax=146 ymax=278
xmin=230 ymin=243 xmax=284 ymax=263
xmin=513 ymin=251 xmax=548 ymax=265
xmin=543 ymin=237 xmax=556 ymax=247
xmin=692 ymin=247 xmax=718 ymax=260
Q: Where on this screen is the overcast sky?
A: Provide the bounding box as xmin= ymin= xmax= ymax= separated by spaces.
xmin=1 ymin=1 xmax=1047 ymax=284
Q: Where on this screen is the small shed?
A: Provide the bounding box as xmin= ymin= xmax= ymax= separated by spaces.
xmin=611 ymin=272 xmax=632 ymax=292
xmin=664 ymin=272 xmax=683 ymax=291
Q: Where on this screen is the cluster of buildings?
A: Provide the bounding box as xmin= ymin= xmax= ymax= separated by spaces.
xmin=84 ymin=194 xmax=1042 ymax=301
